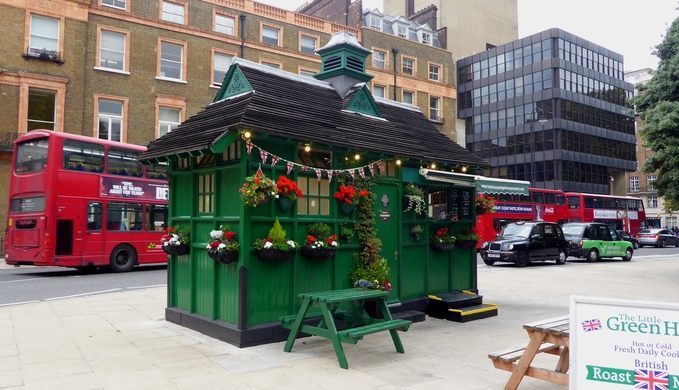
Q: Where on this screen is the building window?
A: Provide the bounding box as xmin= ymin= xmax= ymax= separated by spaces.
xmin=666 ymin=216 xmax=677 ymax=229
xmin=402 ymin=57 xmax=414 ymax=75
xmin=27 ymin=88 xmax=56 ymax=131
xmin=159 ymin=40 xmax=184 ymax=80
xmin=421 ymin=32 xmax=432 ymax=45
xmin=297 ymin=176 xmax=330 ymax=215
xmin=629 ymin=176 xmax=639 ymax=192
xmin=396 ymin=24 xmax=408 ymax=38
xmin=647 ymin=175 xmax=656 ymax=191
xmin=102 ymin=0 xmax=127 ymax=10
xmin=300 ymin=34 xmax=317 ymax=54
xmin=97 ymin=98 xmax=124 ymax=142
xmin=373 ymin=50 xmax=386 ymax=69
xmin=648 ymin=195 xmax=658 ymax=209
xmin=98 ymin=29 xmax=126 ymax=71
xmin=402 ymin=90 xmax=414 ymax=105
xmin=161 ymin=1 xmax=185 ymax=24
xmin=214 ymin=13 xmax=235 ymax=35
xmin=368 ymin=15 xmax=382 ymax=31
xmin=262 ymin=25 xmax=280 ymax=46
xmin=429 ymin=63 xmax=440 ymax=82
xmin=260 ymin=61 xmax=280 ymax=69
xmin=197 ymin=173 xmax=215 ymax=214
xmin=429 ymin=96 xmax=441 ymax=121
xmin=213 ymin=52 xmax=232 ymax=86
xmin=373 ymin=84 xmax=385 ymax=98
xmin=299 ymin=68 xmax=317 ymax=77
xmin=29 ymin=14 xmax=59 ymax=57
xmin=158 ymin=107 xmax=181 ymax=137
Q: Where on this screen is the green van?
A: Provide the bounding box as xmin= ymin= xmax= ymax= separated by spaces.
xmin=562 ymin=222 xmax=633 ymax=262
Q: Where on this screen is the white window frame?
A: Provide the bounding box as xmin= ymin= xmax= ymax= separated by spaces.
xmin=372 ymin=84 xmax=385 ymax=98
xmin=368 ymin=15 xmax=382 ymax=31
xmin=214 ymin=13 xmax=235 ymax=35
xmin=402 ymin=57 xmax=414 ymax=75
xmin=157 ymin=106 xmax=181 ymax=137
xmin=98 ymin=29 xmax=127 ymax=72
xmin=300 ymin=34 xmax=317 ymax=55
xmin=429 ymin=95 xmax=441 ymax=121
xmin=647 ymin=175 xmax=656 ymax=191
xmin=260 ymin=60 xmax=281 ymax=69
xmin=27 ymin=88 xmax=57 ymax=131
xmin=158 ymin=39 xmax=185 ymax=81
xmin=97 ymin=98 xmax=124 ymax=142
xmin=373 ymin=50 xmax=386 ymax=69
xmin=29 ymin=14 xmax=60 ymax=55
xmin=161 ymin=1 xmax=185 ymax=24
xmin=402 ymin=90 xmax=414 ymax=105
xmin=396 ymin=24 xmax=408 ymax=38
xmin=421 ymin=31 xmax=432 ymax=45
xmin=261 ymin=25 xmax=280 ymax=46
xmin=101 ymin=0 xmax=127 ymax=10
xmin=212 ymin=51 xmax=232 ymax=86
xmin=648 ymin=195 xmax=658 ymax=209
xmin=629 ymin=176 xmax=639 ymax=192
xmin=428 ymin=63 xmax=441 ymax=82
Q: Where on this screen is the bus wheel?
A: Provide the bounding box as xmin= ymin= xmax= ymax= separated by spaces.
xmin=110 ymin=245 xmax=137 ymax=273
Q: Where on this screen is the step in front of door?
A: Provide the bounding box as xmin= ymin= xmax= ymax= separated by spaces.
xmin=444 ymin=303 xmax=498 ymax=323
xmin=426 ymin=290 xmax=483 ymax=318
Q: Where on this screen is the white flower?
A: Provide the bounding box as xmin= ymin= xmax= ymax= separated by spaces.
xmin=206 ymin=243 xmax=211 ymax=249
xmin=287 ymin=240 xmax=296 ymax=248
xmin=218 ymin=243 xmax=226 ymax=250
xmin=210 ymin=230 xmax=223 ymax=239
xmin=331 ymin=241 xmax=338 ymax=247
xmin=275 ymin=194 xmax=280 ymax=199
xmin=264 ymin=242 xmax=273 ymax=249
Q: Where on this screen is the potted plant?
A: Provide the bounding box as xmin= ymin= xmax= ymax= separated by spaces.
xmin=476 ymin=194 xmax=496 ymax=215
xmin=252 ymin=218 xmax=297 ymax=262
xmin=430 ymin=227 xmax=456 ymax=251
xmin=456 ymin=228 xmax=480 ymax=249
xmin=161 ymin=226 xmax=190 ymax=256
xmin=239 ymin=170 xmax=277 ymax=207
xmin=410 ymin=224 xmax=424 ymax=242
xmin=340 ymin=224 xmax=355 ymax=244
xmin=334 ymin=184 xmax=357 ymax=215
xmin=351 ymin=257 xmax=392 ymax=291
xmin=276 ymin=175 xmax=303 ymax=211
xmin=206 ymin=226 xmax=239 ymax=264
xmin=403 ymin=183 xmax=426 ymax=215
xmin=300 ymin=223 xmax=338 ymax=260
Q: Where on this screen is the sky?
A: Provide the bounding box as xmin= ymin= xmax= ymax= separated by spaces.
xmin=257 ymin=0 xmax=678 ymax=72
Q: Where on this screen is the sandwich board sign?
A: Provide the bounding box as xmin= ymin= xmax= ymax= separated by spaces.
xmin=570 ymin=296 xmax=679 ymax=389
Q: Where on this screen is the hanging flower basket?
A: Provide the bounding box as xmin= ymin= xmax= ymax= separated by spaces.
xmin=339 ymin=202 xmax=355 ymax=215
xmin=455 ymin=240 xmax=478 ymax=249
xmin=255 ymin=248 xmax=296 ymax=262
xmin=475 ymin=194 xmax=495 ymax=214
xmin=164 ymin=244 xmax=189 ymax=256
xmin=300 ymin=246 xmax=336 ymax=260
xmin=277 ymin=197 xmax=295 ymax=211
xmin=276 ymin=176 xmax=303 ymax=211
xmin=240 ymin=170 xmax=277 ymax=208
xmin=208 ymin=249 xmax=239 ymax=264
xmin=430 ymin=242 xmax=456 ymax=251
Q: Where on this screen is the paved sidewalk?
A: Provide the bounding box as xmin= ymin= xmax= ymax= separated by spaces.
xmin=1 ymin=256 xmax=678 ymax=389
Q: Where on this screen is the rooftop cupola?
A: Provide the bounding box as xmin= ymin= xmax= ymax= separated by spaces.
xmin=314 ymin=31 xmax=373 ymax=97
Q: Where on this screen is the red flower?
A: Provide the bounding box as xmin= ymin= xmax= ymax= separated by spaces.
xmin=166 ymin=227 xmax=174 ymax=234
xmin=224 ymin=231 xmax=237 ymax=241
xmin=334 ymin=185 xmax=356 ymax=205
xmin=436 ymin=228 xmax=449 ymax=238
xmin=359 ymin=189 xmax=369 ymax=198
xmin=325 ymin=234 xmax=337 ymax=245
xmin=277 ymin=176 xmax=303 ymax=199
xmin=264 ymin=237 xmax=272 ymax=243
xmin=209 ymin=241 xmax=220 ymax=249
xmin=306 ymin=235 xmax=317 ymax=245
xmin=382 ymin=281 xmax=392 ymax=292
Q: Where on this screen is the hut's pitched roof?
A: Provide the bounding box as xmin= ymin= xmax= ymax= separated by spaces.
xmin=140 ymin=58 xmax=486 ymax=167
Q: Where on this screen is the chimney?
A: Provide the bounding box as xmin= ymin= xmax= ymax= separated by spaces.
xmin=314 ymin=32 xmax=373 ymax=97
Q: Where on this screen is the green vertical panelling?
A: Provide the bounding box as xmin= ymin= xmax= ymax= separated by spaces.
xmin=192 ymin=221 xmax=215 ymax=317
xmin=451 ymin=250 xmax=474 ymax=291
xmin=400 ymin=246 xmax=427 ymax=300
xmin=373 ymin=183 xmax=400 ymax=299
xmin=173 ymin=257 xmax=192 ymax=310
xmin=215 ymin=260 xmax=239 ymax=323
xmin=174 ymin=173 xmax=193 ymax=216
xmin=427 ymin=249 xmax=450 ymax=294
xmin=294 ymin=256 xmax=333 ymax=302
xmin=217 ymin=166 xmax=241 ymax=217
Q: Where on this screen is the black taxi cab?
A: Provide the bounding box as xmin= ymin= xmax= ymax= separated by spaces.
xmin=479 ymin=221 xmax=569 ymax=267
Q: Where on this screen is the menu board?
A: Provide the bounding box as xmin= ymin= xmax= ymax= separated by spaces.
xmin=461 ymin=190 xmax=472 ymax=219
xmin=448 ymin=189 xmax=460 ymax=221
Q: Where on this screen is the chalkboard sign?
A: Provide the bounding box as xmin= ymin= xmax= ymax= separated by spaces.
xmin=461 ymin=190 xmax=472 ymax=219
xmin=449 ymin=189 xmax=460 ymax=221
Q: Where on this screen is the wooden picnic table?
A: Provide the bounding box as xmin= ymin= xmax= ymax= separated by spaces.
xmin=489 ymin=315 xmax=570 ymax=389
xmin=281 ymin=288 xmax=411 ymax=369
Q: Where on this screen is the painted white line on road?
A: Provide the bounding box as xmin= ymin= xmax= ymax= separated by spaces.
xmin=127 ymin=284 xmax=167 ymax=290
xmin=0 ymin=300 xmax=40 ymax=307
xmin=0 ymin=278 xmax=45 ymax=284
xmin=45 ymin=288 xmax=121 ymax=301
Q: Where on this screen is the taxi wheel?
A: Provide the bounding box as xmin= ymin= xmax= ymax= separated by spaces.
xmin=622 ymin=248 xmax=633 ymax=262
xmin=556 ymin=250 xmax=567 ymax=265
xmin=483 ymin=259 xmax=496 ymax=266
xmin=515 ymin=253 xmax=529 ymax=267
xmin=587 ymin=249 xmax=599 ymax=263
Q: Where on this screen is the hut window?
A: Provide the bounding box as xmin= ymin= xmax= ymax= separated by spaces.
xmin=221 ymin=142 xmax=241 ymax=162
xmin=297 ymin=176 xmax=330 ymax=216
xmin=377 ymin=161 xmax=397 ymax=177
xmin=428 ymin=189 xmax=449 ymax=220
xmin=197 ymin=173 xmax=214 ymax=214
xmin=177 ymin=158 xmax=190 ymax=170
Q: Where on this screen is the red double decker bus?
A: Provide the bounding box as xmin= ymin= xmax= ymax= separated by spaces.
xmin=5 ymin=130 xmax=169 ymax=271
xmin=476 ymin=187 xmax=569 ymax=248
xmin=565 ymin=192 xmax=646 ymax=235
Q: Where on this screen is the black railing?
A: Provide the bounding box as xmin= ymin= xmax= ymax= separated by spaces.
xmin=0 ymin=131 xmax=19 ymax=152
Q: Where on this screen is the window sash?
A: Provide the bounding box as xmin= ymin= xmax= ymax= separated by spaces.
xmin=98 ymin=99 xmax=123 ymax=142
xmin=429 ymin=64 xmax=440 ymax=81
xmin=300 ymin=35 xmax=316 ymax=54
xmin=430 ymin=97 xmax=440 ymax=120
xmin=102 ymin=0 xmax=127 ymax=9
xmin=369 ymin=16 xmax=381 ymax=30
xmin=397 ymin=24 xmax=407 ymax=38
xmin=262 ymin=27 xmax=279 ymax=46
xmin=403 ymin=91 xmax=414 ymax=105
xmin=215 ymin=14 xmax=235 ymax=35
xmin=162 ymin=1 xmax=185 ymax=24
xmin=421 ymin=32 xmax=431 ymax=45
xmin=27 ymin=89 xmax=56 ymax=130
xmin=99 ymin=30 xmax=125 ymax=70
xmin=160 ymin=41 xmax=183 ymax=79
xmin=213 ymin=53 xmax=232 ymax=85
xmin=158 ymin=107 xmax=180 ymax=137
xmin=373 ymin=51 xmax=385 ymax=68
xmin=402 ymin=58 xmax=413 ymax=75
xmin=29 ymin=15 xmax=59 ymax=52
xmin=373 ymin=85 xmax=385 ymax=98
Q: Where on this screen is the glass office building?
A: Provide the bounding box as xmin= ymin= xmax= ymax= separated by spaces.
xmin=457 ymin=29 xmax=635 ymax=194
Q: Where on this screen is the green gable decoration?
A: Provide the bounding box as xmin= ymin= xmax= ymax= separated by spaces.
xmin=213 ymin=65 xmax=253 ymax=102
xmin=346 ymin=84 xmax=382 ymax=118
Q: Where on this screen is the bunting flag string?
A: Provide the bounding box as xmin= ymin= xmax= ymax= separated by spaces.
xmin=245 ymin=141 xmax=385 ymax=182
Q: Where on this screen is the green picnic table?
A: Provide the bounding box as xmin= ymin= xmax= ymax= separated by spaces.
xmin=281 ymin=288 xmax=411 ymax=369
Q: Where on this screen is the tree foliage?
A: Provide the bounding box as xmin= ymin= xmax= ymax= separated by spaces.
xmin=636 ymin=18 xmax=679 ymax=209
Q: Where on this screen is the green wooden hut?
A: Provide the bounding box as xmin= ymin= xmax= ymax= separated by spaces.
xmin=140 ymin=32 xmax=489 ymax=347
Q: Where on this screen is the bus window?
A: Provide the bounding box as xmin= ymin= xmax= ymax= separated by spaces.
xmin=108 ymin=148 xmax=143 ymax=177
xmin=87 ymin=202 xmax=102 ymax=231
xmin=603 ymin=198 xmax=616 ymax=209
xmin=146 ymin=163 xmax=168 ymax=180
xmin=637 ymin=200 xmax=644 ymax=211
xmin=584 ymin=196 xmax=595 ymax=208
xmin=15 ymin=138 xmax=48 ymax=173
xmin=146 ymin=204 xmax=168 ymax=231
xmin=63 ymin=140 xmax=104 ymax=172
xmin=544 ymin=193 xmax=555 ymax=204
xmin=531 ymin=192 xmax=544 ymax=204
xmin=10 ymin=196 xmax=45 ymax=213
xmin=107 ymin=202 xmax=143 ymax=231
xmin=556 ymin=194 xmax=566 ymax=205
xmin=568 ymin=196 xmax=580 ymax=209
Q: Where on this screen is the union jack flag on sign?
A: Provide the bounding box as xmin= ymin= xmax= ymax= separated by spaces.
xmin=634 ymin=369 xmax=669 ymax=390
xmin=581 ymin=319 xmax=602 ymax=332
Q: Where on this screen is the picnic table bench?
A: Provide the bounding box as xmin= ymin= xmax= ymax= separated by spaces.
xmin=281 ymin=288 xmax=411 ymax=369
xmin=489 ymin=315 xmax=570 ymax=389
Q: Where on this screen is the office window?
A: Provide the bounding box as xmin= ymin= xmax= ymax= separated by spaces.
xmin=159 ymin=40 xmax=183 ymax=80
xmin=648 ymin=195 xmax=658 ymax=209
xmin=29 ymin=14 xmax=59 ymax=56
xmin=629 ymin=176 xmax=639 ymax=192
xmin=429 ymin=96 xmax=440 ymax=120
xmin=402 ymin=57 xmax=414 ymax=75
xmin=213 ymin=52 xmax=232 ymax=86
xmin=214 ymin=14 xmax=235 ymax=35
xmin=429 ymin=63 xmax=440 ymax=81
xmin=373 ymin=50 xmax=386 ymax=69
xmin=260 ymin=61 xmax=280 ymax=69
xmin=102 ymin=0 xmax=127 ymax=10
xmin=368 ymin=15 xmax=382 ymax=31
xmin=373 ymin=85 xmax=385 ymax=98
xmin=99 ymin=29 xmax=126 ymax=71
xmin=299 ymin=68 xmax=316 ymax=77
xmin=262 ymin=26 xmax=280 ymax=46
xmin=97 ymin=99 xmax=123 ymax=142
xmin=161 ymin=1 xmax=185 ymax=24
xmin=396 ymin=24 xmax=408 ymax=38
xmin=300 ymin=34 xmax=317 ymax=54
xmin=27 ymin=89 xmax=56 ymax=131
xmin=158 ymin=107 xmax=181 ymax=137
xmin=402 ymin=90 xmax=414 ymax=105
xmin=647 ymin=175 xmax=656 ymax=191
xmin=421 ymin=32 xmax=432 ymax=45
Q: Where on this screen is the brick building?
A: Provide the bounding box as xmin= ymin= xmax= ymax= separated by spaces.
xmin=0 ymin=0 xmax=454 ymax=234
